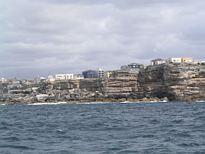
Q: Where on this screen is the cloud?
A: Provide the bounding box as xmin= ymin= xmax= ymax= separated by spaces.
xmin=0 ymin=0 xmax=205 ymax=78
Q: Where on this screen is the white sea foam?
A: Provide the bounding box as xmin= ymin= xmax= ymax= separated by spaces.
xmin=119 ymin=101 xmax=131 ymax=104
xmin=196 ymin=100 xmax=205 ymax=103
xmin=29 ymin=102 xmax=68 ymax=106
xmin=76 ymin=102 xmax=110 ymax=105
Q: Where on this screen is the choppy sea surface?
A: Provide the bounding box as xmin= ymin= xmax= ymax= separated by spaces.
xmin=0 ymin=102 xmax=205 ymax=154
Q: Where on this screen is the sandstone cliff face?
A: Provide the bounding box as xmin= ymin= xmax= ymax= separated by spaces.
xmin=79 ymin=79 xmax=102 ymax=92
xmin=139 ymin=63 xmax=205 ymax=101
xmin=164 ymin=64 xmax=205 ymax=101
xmin=101 ymin=71 xmax=141 ymax=99
xmin=44 ymin=64 xmax=205 ymax=101
xmin=138 ymin=65 xmax=168 ymax=99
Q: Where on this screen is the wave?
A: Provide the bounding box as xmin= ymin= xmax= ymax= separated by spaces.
xmin=29 ymin=102 xmax=109 ymax=105
xmin=77 ymin=102 xmax=110 ymax=105
xmin=196 ymin=100 xmax=205 ymax=103
xmin=28 ymin=102 xmax=68 ymax=106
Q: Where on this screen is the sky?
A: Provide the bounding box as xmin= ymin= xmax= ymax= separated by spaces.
xmin=1 ymin=0 xmax=205 ymax=78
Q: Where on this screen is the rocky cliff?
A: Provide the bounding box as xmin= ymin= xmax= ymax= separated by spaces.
xmin=1 ymin=63 xmax=205 ymax=103
xmin=164 ymin=64 xmax=205 ymax=101
xmin=101 ymin=71 xmax=141 ymax=99
xmin=139 ymin=63 xmax=205 ymax=101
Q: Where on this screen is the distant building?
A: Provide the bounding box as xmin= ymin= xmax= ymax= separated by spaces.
xmin=169 ymin=58 xmax=182 ymax=64
xmin=98 ymin=69 xmax=105 ymax=78
xmin=151 ymin=58 xmax=166 ymax=66
xmin=199 ymin=61 xmax=205 ymax=65
xmin=169 ymin=57 xmax=193 ymax=64
xmin=65 ymin=74 xmax=74 ymax=80
xmin=105 ymin=71 xmax=113 ymax=78
xmin=181 ymin=57 xmax=193 ymax=63
xmin=55 ymin=74 xmax=74 ymax=80
xmin=40 ymin=77 xmax=46 ymax=80
xmin=47 ymin=75 xmax=55 ymax=82
xmin=0 ymin=78 xmax=7 ymax=83
xmin=121 ymin=63 xmax=144 ymax=73
xmin=73 ymin=74 xmax=84 ymax=80
xmin=51 ymin=73 xmax=83 ymax=81
xmin=55 ymin=74 xmax=66 ymax=80
xmin=192 ymin=61 xmax=200 ymax=64
xmin=121 ymin=65 xmax=129 ymax=70
xmin=82 ymin=70 xmax=99 ymax=78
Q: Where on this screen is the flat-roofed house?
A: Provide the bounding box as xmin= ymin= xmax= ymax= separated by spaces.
xmin=121 ymin=63 xmax=144 ymax=73
xmin=65 ymin=74 xmax=74 ymax=80
xmin=98 ymin=69 xmax=105 ymax=78
xmin=151 ymin=58 xmax=166 ymax=66
xmin=105 ymin=71 xmax=113 ymax=78
xmin=82 ymin=70 xmax=99 ymax=78
xmin=181 ymin=57 xmax=193 ymax=63
xmin=74 ymin=74 xmax=84 ymax=80
xmin=169 ymin=58 xmax=182 ymax=63
xmin=47 ymin=75 xmax=55 ymax=83
xmin=199 ymin=61 xmax=205 ymax=65
xmin=55 ymin=74 xmax=66 ymax=80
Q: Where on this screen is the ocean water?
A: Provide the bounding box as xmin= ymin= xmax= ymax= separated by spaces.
xmin=0 ymin=102 xmax=205 ymax=154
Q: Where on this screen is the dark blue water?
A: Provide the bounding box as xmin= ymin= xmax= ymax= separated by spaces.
xmin=0 ymin=102 xmax=205 ymax=154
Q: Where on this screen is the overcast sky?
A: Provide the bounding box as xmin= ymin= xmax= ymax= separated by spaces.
xmin=1 ymin=0 xmax=205 ymax=78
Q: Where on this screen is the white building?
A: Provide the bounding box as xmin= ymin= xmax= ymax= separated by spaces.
xmin=151 ymin=59 xmax=166 ymax=66
xmin=40 ymin=77 xmax=46 ymax=80
xmin=73 ymin=74 xmax=84 ymax=80
xmin=169 ymin=57 xmax=194 ymax=64
xmin=55 ymin=74 xmax=74 ymax=80
xmin=47 ymin=75 xmax=56 ymax=82
xmin=65 ymin=74 xmax=74 ymax=80
xmin=55 ymin=74 xmax=66 ymax=80
xmin=98 ymin=69 xmax=105 ymax=78
xmin=181 ymin=57 xmax=193 ymax=63
xmin=199 ymin=61 xmax=205 ymax=65
xmin=0 ymin=78 xmax=7 ymax=83
xmin=169 ymin=58 xmax=182 ymax=64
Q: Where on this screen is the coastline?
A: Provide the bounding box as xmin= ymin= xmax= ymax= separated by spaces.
xmin=1 ymin=63 xmax=205 ymax=104
xmin=1 ymin=98 xmax=205 ymax=105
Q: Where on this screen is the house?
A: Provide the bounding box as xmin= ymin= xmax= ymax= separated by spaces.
xmin=73 ymin=74 xmax=84 ymax=80
xmin=169 ymin=57 xmax=193 ymax=64
xmin=55 ymin=74 xmax=74 ymax=80
xmin=121 ymin=65 xmax=129 ymax=71
xmin=121 ymin=63 xmax=144 ymax=73
xmin=181 ymin=57 xmax=193 ymax=63
xmin=105 ymin=71 xmax=113 ymax=78
xmin=65 ymin=74 xmax=74 ymax=80
xmin=82 ymin=70 xmax=99 ymax=78
xmin=98 ymin=69 xmax=105 ymax=78
xmin=199 ymin=61 xmax=205 ymax=65
xmin=128 ymin=63 xmax=144 ymax=69
xmin=0 ymin=78 xmax=7 ymax=83
xmin=47 ymin=75 xmax=55 ymax=82
xmin=151 ymin=58 xmax=166 ymax=66
xmin=169 ymin=58 xmax=182 ymax=64
xmin=55 ymin=74 xmax=66 ymax=80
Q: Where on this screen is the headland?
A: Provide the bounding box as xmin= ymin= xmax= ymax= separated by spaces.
xmin=1 ymin=57 xmax=205 ymax=104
